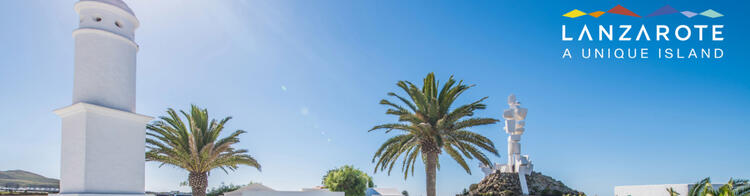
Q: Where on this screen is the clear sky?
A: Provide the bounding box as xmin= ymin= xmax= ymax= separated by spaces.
xmin=1 ymin=0 xmax=748 ymax=196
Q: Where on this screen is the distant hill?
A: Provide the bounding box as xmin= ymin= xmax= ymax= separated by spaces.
xmin=0 ymin=170 xmax=59 ymax=188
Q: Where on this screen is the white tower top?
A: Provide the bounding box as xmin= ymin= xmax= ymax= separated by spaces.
xmin=75 ymin=0 xmax=138 ymax=41
xmin=81 ymin=0 xmax=135 ymax=15
xmin=72 ymin=0 xmax=140 ymax=112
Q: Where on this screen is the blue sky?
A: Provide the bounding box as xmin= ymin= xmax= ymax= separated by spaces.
xmin=1 ymin=0 xmax=749 ymax=196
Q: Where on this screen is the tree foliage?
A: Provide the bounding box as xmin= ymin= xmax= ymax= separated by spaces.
xmin=322 ymin=165 xmax=373 ymax=196
xmin=668 ymin=187 xmax=680 ymax=196
xmin=370 ymin=72 xmax=499 ymax=177
xmin=685 ymin=177 xmax=750 ymax=196
xmin=206 ymin=183 xmax=242 ymax=196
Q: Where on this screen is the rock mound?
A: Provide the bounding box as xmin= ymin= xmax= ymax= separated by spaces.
xmin=458 ymin=171 xmax=583 ymax=196
xmin=527 ymin=172 xmax=583 ymax=196
xmin=462 ymin=172 xmax=522 ymax=196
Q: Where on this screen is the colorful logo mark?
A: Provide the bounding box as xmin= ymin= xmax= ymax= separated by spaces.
xmin=563 ymin=5 xmax=723 ymax=18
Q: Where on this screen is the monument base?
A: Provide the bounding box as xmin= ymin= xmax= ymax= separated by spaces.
xmin=54 ymin=103 xmax=152 ymax=194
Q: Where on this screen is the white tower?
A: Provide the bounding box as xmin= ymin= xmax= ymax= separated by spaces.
xmin=503 ymin=94 xmax=529 ymax=173
xmin=479 ymin=94 xmax=533 ymax=195
xmin=502 ymin=94 xmax=532 ymax=194
xmin=54 ymin=1 xmax=152 ymax=196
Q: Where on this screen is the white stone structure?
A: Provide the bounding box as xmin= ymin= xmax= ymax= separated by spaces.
xmin=615 ymin=184 xmax=722 ymax=196
xmin=53 ymin=1 xmax=151 ymax=196
xmin=224 ymin=184 xmax=344 ymax=196
xmin=480 ymin=94 xmax=534 ymax=195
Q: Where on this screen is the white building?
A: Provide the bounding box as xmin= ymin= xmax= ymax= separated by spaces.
xmin=224 ymin=184 xmax=344 ymax=196
xmin=365 ymin=188 xmax=402 ymax=196
xmin=614 ymin=184 xmax=722 ymax=196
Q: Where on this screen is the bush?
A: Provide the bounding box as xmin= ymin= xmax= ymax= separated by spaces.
xmin=206 ymin=182 xmax=243 ymax=196
xmin=322 ymin=165 xmax=374 ymax=196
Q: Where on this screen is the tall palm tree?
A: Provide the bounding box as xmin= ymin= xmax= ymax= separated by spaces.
xmin=146 ymin=105 xmax=261 ymax=196
xmin=370 ymin=73 xmax=500 ymax=196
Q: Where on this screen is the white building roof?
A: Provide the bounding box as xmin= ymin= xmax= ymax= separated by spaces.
xmin=241 ymin=184 xmax=274 ymax=191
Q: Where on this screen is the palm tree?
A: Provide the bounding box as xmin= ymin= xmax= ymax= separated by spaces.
xmin=369 ymin=73 xmax=499 ymax=196
xmin=146 ymin=105 xmax=261 ymax=196
xmin=686 ymin=177 xmax=750 ymax=196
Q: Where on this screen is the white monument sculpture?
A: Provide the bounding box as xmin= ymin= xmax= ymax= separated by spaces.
xmin=479 ymin=94 xmax=533 ymax=195
xmin=53 ymin=1 xmax=152 ymax=196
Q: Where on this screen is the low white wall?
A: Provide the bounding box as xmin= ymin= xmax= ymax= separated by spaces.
xmin=615 ymin=184 xmax=689 ymax=196
xmin=615 ymin=184 xmax=723 ymax=196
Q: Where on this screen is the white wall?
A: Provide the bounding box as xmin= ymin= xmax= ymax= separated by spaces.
xmin=615 ymin=184 xmax=723 ymax=196
xmin=615 ymin=184 xmax=689 ymax=196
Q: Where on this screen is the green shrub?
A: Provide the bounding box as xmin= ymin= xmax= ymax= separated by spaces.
xmin=206 ymin=182 xmax=243 ymax=196
xmin=322 ymin=165 xmax=374 ymax=196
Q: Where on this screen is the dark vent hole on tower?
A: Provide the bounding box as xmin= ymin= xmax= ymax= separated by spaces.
xmin=94 ymin=17 xmax=102 ymax=22
xmin=115 ymin=21 xmax=122 ymax=28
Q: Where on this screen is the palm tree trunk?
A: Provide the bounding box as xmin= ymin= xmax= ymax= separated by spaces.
xmin=189 ymin=172 xmax=208 ymax=196
xmin=425 ymin=151 xmax=438 ymax=196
